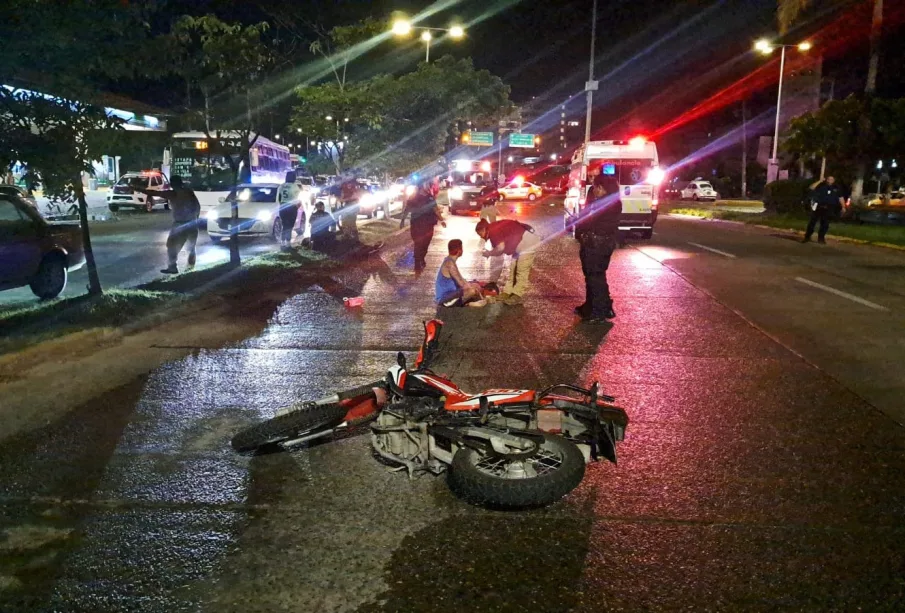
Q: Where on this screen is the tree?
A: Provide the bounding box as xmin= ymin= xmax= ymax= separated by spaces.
xmin=0 ymin=0 xmax=156 ymax=295
xmin=164 ymin=15 xmax=274 ymax=264
xmin=777 ymin=0 xmax=884 ymax=202
xmin=293 ymin=55 xmax=515 ymax=178
xmin=291 ymin=78 xmax=390 ymax=174
xmin=784 ymin=95 xmax=905 ymax=184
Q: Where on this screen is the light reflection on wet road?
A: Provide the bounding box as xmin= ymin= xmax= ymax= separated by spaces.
xmin=3 ymin=201 xmax=905 ymax=612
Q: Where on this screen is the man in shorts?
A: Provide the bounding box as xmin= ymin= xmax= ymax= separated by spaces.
xmin=435 ymin=239 xmax=485 ymax=307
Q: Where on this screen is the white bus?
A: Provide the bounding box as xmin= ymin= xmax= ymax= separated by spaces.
xmin=161 ymin=131 xmax=291 ymax=213
xmin=564 ymin=137 xmax=665 ymax=239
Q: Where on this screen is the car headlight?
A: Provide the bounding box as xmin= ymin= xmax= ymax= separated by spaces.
xmin=449 ymin=187 xmax=463 ymax=200
xmin=360 ymin=193 xmax=375 ymax=206
xmin=256 ymin=209 xmax=273 ymax=222
xmin=206 ymin=210 xmax=218 ymax=221
xmin=329 ymin=196 xmax=337 ymax=205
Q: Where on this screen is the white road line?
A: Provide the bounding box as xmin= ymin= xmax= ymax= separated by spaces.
xmin=795 ymin=277 xmax=889 ymax=311
xmin=688 ymin=242 xmax=736 ymax=259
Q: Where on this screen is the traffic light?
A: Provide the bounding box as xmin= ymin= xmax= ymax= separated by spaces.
xmin=461 ymin=132 xmax=471 ymax=144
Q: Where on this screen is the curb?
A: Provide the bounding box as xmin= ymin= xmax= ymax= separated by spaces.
xmin=665 ymin=213 xmax=905 ymax=253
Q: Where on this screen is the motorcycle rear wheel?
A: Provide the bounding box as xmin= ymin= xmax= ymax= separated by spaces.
xmin=231 ymin=403 xmax=347 ymax=453
xmin=447 ymin=432 xmax=585 ymax=508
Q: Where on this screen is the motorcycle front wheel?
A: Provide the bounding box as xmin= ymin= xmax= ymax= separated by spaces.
xmin=447 ymin=433 xmax=585 ymax=508
xmin=231 ymin=403 xmax=347 ymax=453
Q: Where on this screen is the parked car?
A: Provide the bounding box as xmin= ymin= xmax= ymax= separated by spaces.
xmin=680 ymin=180 xmax=719 ymax=202
xmin=206 ymin=184 xmax=293 ymax=244
xmin=866 ymin=191 xmax=904 ymax=208
xmin=107 ymin=171 xmax=171 ymax=212
xmin=0 ymin=192 xmax=85 ymax=300
xmin=0 ymin=185 xmax=38 ymax=209
xmin=498 ymin=180 xmax=543 ymax=201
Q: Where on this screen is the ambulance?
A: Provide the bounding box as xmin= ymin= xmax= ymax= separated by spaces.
xmin=563 ymin=137 xmax=664 ymax=239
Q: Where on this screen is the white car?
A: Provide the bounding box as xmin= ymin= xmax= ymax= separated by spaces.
xmin=680 ymin=180 xmax=719 ymax=202
xmin=206 ymin=184 xmax=296 ymax=244
xmin=498 ymin=180 xmax=543 ymax=201
xmin=107 ymin=171 xmax=170 ymax=212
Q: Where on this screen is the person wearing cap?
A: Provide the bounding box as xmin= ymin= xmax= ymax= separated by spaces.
xmin=574 ymin=173 xmax=620 ymax=321
xmin=475 ymin=218 xmax=541 ymax=305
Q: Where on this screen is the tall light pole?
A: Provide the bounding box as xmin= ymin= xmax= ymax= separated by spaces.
xmin=391 ymin=19 xmax=465 ymax=63
xmin=582 ymin=0 xmax=599 ymax=166
xmin=756 ymin=39 xmax=812 ymax=183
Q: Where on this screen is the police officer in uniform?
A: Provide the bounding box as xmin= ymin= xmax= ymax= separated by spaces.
xmin=574 ymin=173 xmax=620 ymax=322
xmin=803 ymin=175 xmax=844 ymax=244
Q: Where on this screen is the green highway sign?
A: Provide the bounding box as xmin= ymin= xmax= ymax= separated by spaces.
xmin=509 ymin=133 xmax=536 ymax=148
xmin=469 ymin=131 xmax=494 ymax=146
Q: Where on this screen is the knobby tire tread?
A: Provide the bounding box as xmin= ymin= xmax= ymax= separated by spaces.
xmin=447 ymin=433 xmax=586 ymax=508
xmin=231 ymin=403 xmax=347 ymax=453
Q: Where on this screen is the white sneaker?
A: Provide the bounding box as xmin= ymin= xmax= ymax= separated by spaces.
xmin=466 ymin=298 xmax=488 ymax=308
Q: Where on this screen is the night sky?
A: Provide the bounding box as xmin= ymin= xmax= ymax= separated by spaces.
xmin=129 ymin=0 xmax=903 ymax=160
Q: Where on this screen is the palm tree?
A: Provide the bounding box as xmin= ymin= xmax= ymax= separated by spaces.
xmin=777 ymin=0 xmax=883 ymax=202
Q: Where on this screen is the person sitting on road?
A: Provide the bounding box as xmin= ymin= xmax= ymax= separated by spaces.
xmin=309 ymin=200 xmax=337 ymax=253
xmin=436 ymin=239 xmax=485 ymax=308
xmin=475 ymin=218 xmax=541 ymax=305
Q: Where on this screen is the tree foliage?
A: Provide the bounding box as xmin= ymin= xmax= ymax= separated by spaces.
xmin=785 ymin=96 xmax=905 ymax=168
xmin=0 ymin=0 xmax=157 ymax=295
xmin=292 ymin=55 xmax=514 ymax=177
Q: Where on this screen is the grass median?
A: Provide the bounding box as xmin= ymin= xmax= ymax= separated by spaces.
xmin=668 ymin=207 xmax=905 ymax=248
xmin=0 ymin=246 xmax=344 ymax=355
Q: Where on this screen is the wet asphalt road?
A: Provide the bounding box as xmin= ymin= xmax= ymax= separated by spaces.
xmin=0 ymin=209 xmax=276 ymax=307
xmin=2 ymin=201 xmax=905 ymax=611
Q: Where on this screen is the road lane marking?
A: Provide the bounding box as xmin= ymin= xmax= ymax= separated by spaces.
xmin=688 ymin=242 xmax=736 ymax=259
xmin=795 ymin=277 xmax=889 ymax=311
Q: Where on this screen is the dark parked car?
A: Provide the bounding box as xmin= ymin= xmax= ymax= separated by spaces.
xmin=0 ymin=193 xmax=85 ymax=300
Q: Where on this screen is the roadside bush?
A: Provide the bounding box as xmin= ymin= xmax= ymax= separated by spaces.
xmin=763 ymin=179 xmax=812 ymax=215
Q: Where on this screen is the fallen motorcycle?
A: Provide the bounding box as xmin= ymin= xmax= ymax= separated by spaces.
xmin=231 ymin=320 xmax=628 ymax=508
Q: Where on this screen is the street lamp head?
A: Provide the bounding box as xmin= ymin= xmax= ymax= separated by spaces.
xmin=275 ymin=134 xmax=280 ymax=139
xmin=421 ymin=30 xmax=432 ymax=42
xmin=325 ymin=115 xmax=333 ymax=121
xmin=392 ymin=20 xmax=412 ymax=36
xmin=296 ymin=128 xmax=302 ymax=133
xmin=344 ymin=117 xmax=349 ymax=122
xmin=755 ymin=39 xmax=773 ymax=54
xmin=449 ymin=25 xmax=465 ymax=39
xmin=798 ymin=41 xmax=812 ymax=51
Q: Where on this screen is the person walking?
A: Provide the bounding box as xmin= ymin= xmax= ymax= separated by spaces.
xmin=475 ymin=218 xmax=541 ymax=305
xmin=401 ymin=179 xmax=445 ymax=276
xmin=574 ymin=174 xmax=620 ymax=322
xmin=803 ymin=175 xmax=845 ymax=244
xmin=278 ymin=171 xmax=302 ymax=251
xmin=139 ymin=175 xmax=201 ymax=275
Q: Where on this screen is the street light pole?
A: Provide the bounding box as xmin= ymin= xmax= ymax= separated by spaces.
xmin=583 ymin=0 xmax=598 ymax=164
xmin=769 ymin=44 xmax=787 ymax=182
